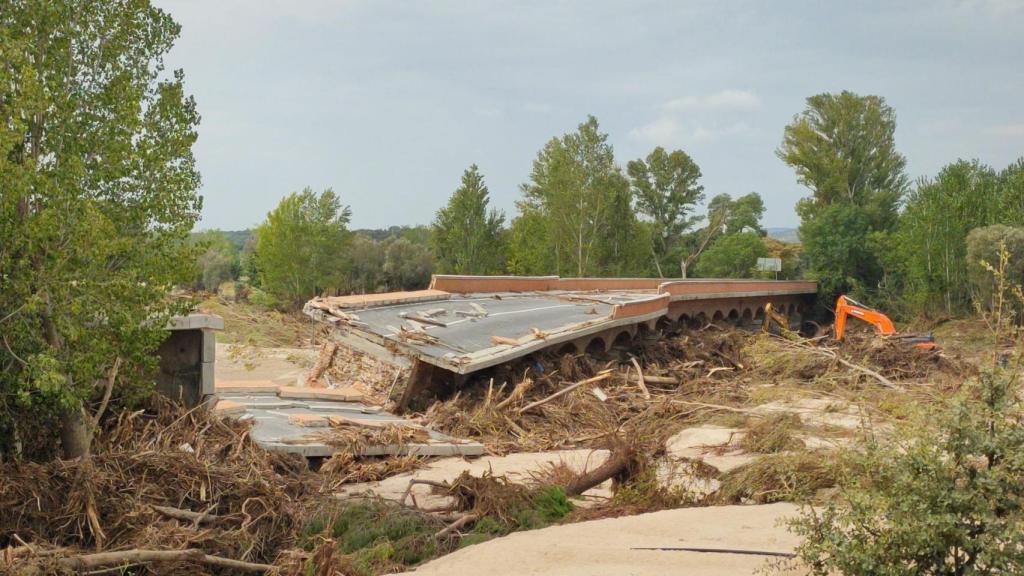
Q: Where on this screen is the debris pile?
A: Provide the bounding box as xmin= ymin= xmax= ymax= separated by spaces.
xmin=0 ymin=400 xmax=338 ymax=575
xmin=2 ymin=313 xmax=978 ymax=575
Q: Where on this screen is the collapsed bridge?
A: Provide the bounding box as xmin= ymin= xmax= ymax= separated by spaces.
xmin=304 ymin=275 xmax=817 ymax=410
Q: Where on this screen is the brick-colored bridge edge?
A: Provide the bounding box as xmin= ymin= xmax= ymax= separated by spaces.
xmin=429 ymin=274 xmax=817 ymax=296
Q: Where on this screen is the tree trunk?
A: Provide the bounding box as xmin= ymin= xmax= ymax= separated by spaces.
xmin=61 ymin=405 xmax=92 ymax=459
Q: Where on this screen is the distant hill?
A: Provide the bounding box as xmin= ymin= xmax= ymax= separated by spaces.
xmin=220 ymin=230 xmax=252 ymax=251
xmin=765 ymin=227 xmax=799 ymax=243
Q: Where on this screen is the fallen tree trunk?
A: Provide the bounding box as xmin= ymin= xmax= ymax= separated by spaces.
xmin=563 ymin=446 xmax=633 ymax=496
xmin=57 ymin=548 xmax=272 ymax=573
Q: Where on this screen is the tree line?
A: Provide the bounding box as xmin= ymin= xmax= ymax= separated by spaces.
xmin=194 ymin=92 xmax=1024 ymax=318
xmin=196 ymin=117 xmax=792 ymax=307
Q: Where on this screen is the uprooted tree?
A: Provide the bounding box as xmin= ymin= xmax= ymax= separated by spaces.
xmin=0 ymin=0 xmax=201 ymax=459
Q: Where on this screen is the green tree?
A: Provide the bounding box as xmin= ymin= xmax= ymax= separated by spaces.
xmin=255 ymin=188 xmax=351 ymax=306
xmin=383 ymin=238 xmax=435 ymax=290
xmin=0 ymin=0 xmax=201 ymax=458
xmin=694 ymin=232 xmax=769 ymax=278
xmin=344 ymin=235 xmax=386 ymax=294
xmin=778 ymin=91 xmax=908 ymax=297
xmin=516 ymin=116 xmax=642 ymax=276
xmin=892 ymin=161 xmax=1003 ymax=314
xmin=431 ymin=165 xmax=505 ymax=274
xmin=966 ymin=225 xmax=1024 ymax=319
xmin=627 ymin=147 xmax=705 ymax=277
xmin=706 ymin=192 xmax=766 ymax=235
xmin=677 ymin=193 xmax=766 ymax=278
xmin=506 ymin=209 xmax=553 ymax=275
xmin=794 ymin=371 xmax=1024 ymax=575
xmin=190 ymin=230 xmax=238 ymax=292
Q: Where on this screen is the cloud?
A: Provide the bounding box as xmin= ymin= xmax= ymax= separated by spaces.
xmin=957 ymin=0 xmax=1024 ymax=16
xmin=693 ymin=122 xmax=750 ymax=143
xmin=986 ymin=123 xmax=1024 ymax=137
xmin=629 ymin=115 xmax=684 ymax=146
xmin=629 ymin=118 xmax=749 ymax=146
xmin=664 ymin=89 xmax=761 ymax=113
xmin=629 ymin=90 xmax=759 ymax=146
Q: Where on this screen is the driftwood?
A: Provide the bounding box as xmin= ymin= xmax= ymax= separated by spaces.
xmin=517 ymin=371 xmax=612 ymax=414
xmin=151 ymin=505 xmax=223 ymax=525
xmin=56 ymin=548 xmax=273 ymax=572
xmin=564 ymin=446 xmax=633 ymax=496
xmin=490 ymin=335 xmax=521 ymax=347
xmin=305 ymin=341 xmax=338 ymax=386
xmin=434 ymin=513 xmax=480 ymax=539
xmin=628 ymin=357 xmax=652 ymax=400
xmin=403 ymin=314 xmax=448 ymax=328
xmin=495 ymin=376 xmax=535 ymax=410
xmin=641 ymin=375 xmax=678 ymax=385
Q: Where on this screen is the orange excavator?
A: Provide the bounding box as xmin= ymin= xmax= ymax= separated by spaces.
xmin=834 ymin=295 xmax=937 ymax=351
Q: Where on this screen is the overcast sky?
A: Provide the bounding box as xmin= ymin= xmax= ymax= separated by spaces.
xmin=157 ymin=0 xmax=1024 ymax=231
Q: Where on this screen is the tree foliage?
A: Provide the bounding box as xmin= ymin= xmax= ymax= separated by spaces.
xmin=779 ymin=91 xmax=908 ymax=298
xmin=513 ymin=116 xmax=643 ymax=276
xmin=384 ymin=238 xmax=434 ymax=290
xmin=255 ymin=188 xmax=351 ymax=306
xmin=694 ymin=232 xmax=769 ymax=278
xmin=190 ymin=230 xmax=238 ymax=292
xmin=627 ymin=147 xmax=704 ymax=277
xmin=0 ymin=0 xmax=201 ymax=458
xmin=431 ymin=165 xmax=505 ymax=275
xmin=889 ymin=159 xmax=1024 ymax=316
xmin=794 ymin=371 xmax=1024 ymax=575
xmin=966 ymin=225 xmax=1024 ymax=318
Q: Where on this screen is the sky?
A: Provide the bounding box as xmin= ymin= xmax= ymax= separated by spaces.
xmin=156 ymin=0 xmax=1024 ymax=232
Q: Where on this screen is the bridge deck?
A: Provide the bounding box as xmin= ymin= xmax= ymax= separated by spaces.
xmin=305 ymin=276 xmax=816 ymax=376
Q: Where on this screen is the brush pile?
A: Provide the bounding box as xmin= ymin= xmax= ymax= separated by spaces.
xmin=0 ymin=400 xmax=345 ymax=575
xmin=423 ymin=328 xmax=754 ymax=455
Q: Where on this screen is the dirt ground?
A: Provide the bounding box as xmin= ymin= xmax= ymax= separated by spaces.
xmin=398 ymin=503 xmax=805 ymax=576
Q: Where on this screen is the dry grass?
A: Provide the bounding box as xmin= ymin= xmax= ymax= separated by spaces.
xmin=715 ymin=451 xmax=838 ymax=504
xmin=740 ymin=413 xmax=806 ymax=453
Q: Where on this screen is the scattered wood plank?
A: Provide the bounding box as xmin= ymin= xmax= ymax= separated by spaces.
xmin=400 ymin=312 xmax=448 ymax=327
xmin=305 ymin=341 xmax=338 ymax=387
xmin=490 ymin=335 xmax=521 ymax=347
xmin=518 ymin=371 xmax=613 ymax=413
xmin=642 ymin=375 xmax=678 ymax=385
xmin=628 ymin=357 xmax=652 ymax=400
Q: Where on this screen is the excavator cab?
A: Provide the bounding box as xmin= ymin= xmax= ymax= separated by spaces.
xmin=834 ymin=295 xmax=937 ymax=351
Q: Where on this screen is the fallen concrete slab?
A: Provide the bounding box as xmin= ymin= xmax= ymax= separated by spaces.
xmin=397 ymin=503 xmax=805 ymax=576
xmin=215 ymin=391 xmax=484 ymax=458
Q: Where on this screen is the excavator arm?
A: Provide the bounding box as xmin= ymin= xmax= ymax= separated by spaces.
xmin=834 ymin=295 xmax=897 ymax=341
xmin=834 ymin=295 xmax=936 ymax=351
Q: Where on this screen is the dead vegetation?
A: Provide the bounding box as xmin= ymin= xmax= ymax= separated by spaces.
xmin=2 ymin=313 xmax=978 ymax=575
